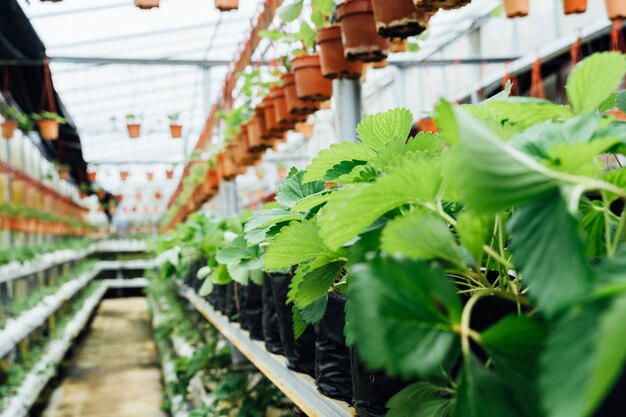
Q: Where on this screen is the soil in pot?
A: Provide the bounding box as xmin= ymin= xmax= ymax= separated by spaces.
xmin=263 ymin=276 xmax=285 ymax=355
xmin=350 ymin=347 xmax=412 ymax=417
xmin=214 ymin=284 xmax=228 ymax=313
xmin=317 ymin=26 xmax=363 ymax=80
xmin=38 ymin=120 xmax=59 ymax=140
xmin=371 ymin=0 xmax=430 ymax=38
xmin=225 ymin=282 xmax=238 ymax=322
xmin=237 ymin=283 xmax=249 ymax=331
xmin=245 ymin=281 xmax=264 ymax=341
xmin=606 ymin=0 xmax=626 ymax=20
xmin=1 ymin=121 xmax=17 ymax=139
xmin=503 ymin=0 xmax=529 ymax=18
xmin=170 ymin=124 xmax=183 ymax=138
xmin=314 ymin=292 xmax=353 ymax=403
xmin=282 ymin=73 xmax=321 ymax=115
xmin=127 ymin=123 xmax=141 ymax=138
xmin=270 ymin=272 xmax=316 ymax=376
xmin=292 ymin=55 xmax=333 ymax=102
xmin=337 ymin=0 xmax=390 ymax=63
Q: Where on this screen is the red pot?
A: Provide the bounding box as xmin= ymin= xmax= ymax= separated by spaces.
xmin=606 ymin=0 xmax=626 ymax=20
xmin=371 ymin=0 xmax=431 ymax=38
xmin=127 ymin=123 xmax=141 ymax=138
xmin=38 ymin=120 xmax=59 ymax=141
xmin=291 ymin=54 xmax=333 ymax=102
xmin=262 ymin=94 xmax=281 ymax=135
xmin=170 ymin=124 xmax=183 ymax=139
xmin=255 ymin=105 xmax=272 ymax=140
xmin=1 ymin=121 xmax=17 ymax=139
xmin=215 ymin=0 xmax=238 ymax=11
xmin=281 ymin=73 xmax=320 ymax=115
xmin=317 ymin=26 xmax=363 ymax=80
xmin=134 ymin=0 xmax=159 ymax=9
xmin=120 ymin=171 xmax=129 ymax=181
xmin=87 ymin=171 xmax=97 ymax=182
xmin=563 ymin=0 xmax=587 ymax=14
xmin=337 ymin=0 xmax=389 ymax=63
xmin=503 ymin=0 xmax=529 ymax=18
xmin=166 ymin=169 xmax=174 ymax=179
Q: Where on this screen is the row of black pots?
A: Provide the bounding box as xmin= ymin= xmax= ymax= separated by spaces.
xmin=201 ymin=272 xmax=410 ymax=417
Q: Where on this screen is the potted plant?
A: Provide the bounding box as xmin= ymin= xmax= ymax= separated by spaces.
xmin=126 ymin=114 xmax=141 ymax=138
xmin=79 ymin=183 xmax=90 ymax=199
xmin=167 ymin=113 xmax=183 ymax=139
xmin=317 ymin=25 xmax=364 ymax=79
xmin=166 ymin=168 xmax=174 ymax=179
xmin=503 ymin=0 xmax=529 ymax=17
xmin=87 ymin=170 xmax=97 ymax=182
xmin=32 ymin=111 xmax=66 ymax=141
xmin=56 ymin=163 xmax=71 ymax=181
xmin=282 ymin=72 xmax=320 ymax=115
xmin=605 ymin=0 xmax=626 ymax=19
xmin=134 ymin=0 xmax=159 ymax=9
xmin=120 ymin=170 xmax=130 ymax=181
xmin=0 ymin=103 xmax=27 ymax=140
xmin=371 ymin=0 xmax=432 ymax=38
xmin=94 ymin=186 xmax=105 ymax=200
xmin=337 ymin=0 xmax=389 ymax=63
xmin=147 ymin=171 xmax=154 ymax=181
xmin=215 ymin=0 xmax=238 ymax=11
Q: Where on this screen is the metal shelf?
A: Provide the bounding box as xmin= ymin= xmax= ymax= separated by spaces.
xmin=177 ymin=283 xmax=355 ymax=417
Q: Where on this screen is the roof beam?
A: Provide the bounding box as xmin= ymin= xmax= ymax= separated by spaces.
xmin=0 ymin=56 xmax=229 ymax=67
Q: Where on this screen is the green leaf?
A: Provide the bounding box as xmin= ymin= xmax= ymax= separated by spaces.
xmin=324 ymin=160 xmax=367 ymax=181
xmin=474 ymin=97 xmax=574 ymax=131
xmin=294 ymin=260 xmax=345 ymax=308
xmin=387 ymin=382 xmax=455 ymax=417
xmin=319 ymin=155 xmax=443 ymax=250
xmin=566 ymin=52 xmax=626 ymax=114
xmin=381 ymin=210 xmax=465 ymax=267
xmin=291 ymin=191 xmax=334 ymax=213
xmin=508 ymin=191 xmax=593 ymax=318
xmin=277 ymin=0 xmax=303 ymax=22
xmin=580 ymin=198 xmax=607 ymax=258
xmin=300 ymin=295 xmax=327 ymax=324
xmin=454 ymin=106 xmax=560 ymax=213
xmin=616 ymin=90 xmax=626 ymax=113
xmin=540 ymin=295 xmax=626 ymax=417
xmin=601 ymin=167 xmax=626 ymax=203
xmin=298 ymin=21 xmax=316 ymax=50
xmin=406 ymin=131 xmax=444 ymax=153
xmin=198 ymin=277 xmax=214 ymax=296
xmin=453 ymin=356 xmax=527 ymax=417
xmin=276 ymin=169 xmax=325 ymax=208
xmin=244 ymin=209 xmax=302 ymax=244
xmin=346 ymin=258 xmax=462 ymax=378
xmin=303 ymin=142 xmax=377 ymax=182
xmin=264 ymin=221 xmax=327 ymax=270
xmin=597 ymin=92 xmax=617 ymax=112
xmin=216 ymin=237 xmax=253 ymax=264
xmin=356 ymin=108 xmax=414 ymax=150
xmin=481 ymin=315 xmax=548 ymax=416
xmin=456 ymin=211 xmax=491 ymax=264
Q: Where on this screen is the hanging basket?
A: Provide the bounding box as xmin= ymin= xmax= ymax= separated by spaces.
xmin=127 ymin=123 xmax=141 ymax=138
xmin=606 ymin=0 xmax=626 ymax=20
xmin=38 ymin=120 xmax=59 ymax=140
xmin=1 ymin=121 xmax=17 ymax=140
xmin=317 ymin=26 xmax=364 ymax=80
xmin=503 ymin=0 xmax=529 ymax=18
xmin=215 ymin=0 xmax=238 ymax=11
xmin=337 ymin=0 xmax=390 ymax=63
xmin=134 ymin=0 xmax=159 ymax=9
xmin=371 ymin=0 xmax=431 ymax=38
xmin=292 ymin=55 xmax=333 ymax=102
xmin=169 ymin=124 xmax=183 ymax=139
xmin=564 ymin=0 xmax=587 ymax=14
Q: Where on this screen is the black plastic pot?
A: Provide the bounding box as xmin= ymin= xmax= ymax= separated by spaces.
xmin=315 ymin=292 xmax=353 ymax=402
xmin=213 ymin=284 xmax=228 ymax=313
xmin=270 ymin=272 xmax=316 ymax=377
xmin=237 ymin=283 xmax=249 ymax=330
xmin=184 ymin=259 xmax=205 ymax=290
xmin=225 ymin=282 xmax=238 ymax=322
xmin=350 ymin=347 xmax=410 ymax=417
xmin=263 ymin=276 xmax=285 ymax=355
xmin=246 ymin=281 xmax=264 ymax=341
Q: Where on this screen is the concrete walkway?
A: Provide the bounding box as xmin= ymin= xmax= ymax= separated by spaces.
xmin=43 ymin=297 xmax=165 ymax=417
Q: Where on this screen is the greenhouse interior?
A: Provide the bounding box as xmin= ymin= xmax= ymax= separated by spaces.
xmin=1 ymin=0 xmax=626 ymax=416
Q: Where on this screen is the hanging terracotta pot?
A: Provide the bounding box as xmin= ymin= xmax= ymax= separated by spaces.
xmin=246 ymin=118 xmax=263 ymax=151
xmin=292 ymin=54 xmax=333 ymax=102
xmin=127 ymin=123 xmax=141 ymax=138
xmin=147 ymin=172 xmax=154 ymax=181
xmin=503 ymin=0 xmax=529 ymax=18
xmin=281 ymin=72 xmax=320 ymax=115
xmin=295 ymin=122 xmax=314 ymax=139
xmin=563 ymin=0 xmax=586 ymax=14
xmin=166 ymin=169 xmax=174 ymax=179
xmin=1 ymin=121 xmax=17 ymax=139
xmin=87 ymin=171 xmax=97 ymax=182
xmin=371 ymin=0 xmax=431 ymax=38
xmin=262 ymin=94 xmax=281 ymax=135
xmin=134 ymin=0 xmax=159 ymax=9
xmin=254 ymin=105 xmax=273 ymax=140
xmin=317 ymin=26 xmax=364 ymax=80
xmin=606 ymin=0 xmax=626 ymax=20
xmin=390 ymin=38 xmax=409 ymax=53
xmin=154 ymin=192 xmax=162 ymax=200
xmin=169 ymin=123 xmax=183 ymax=139
xmin=371 ymin=59 xmax=388 ymax=69
xmin=215 ymin=0 xmax=238 ymax=11
xmin=337 ymin=0 xmax=390 ymax=63
xmin=207 ymin=168 xmax=220 ymax=189
xmin=271 ymin=87 xmax=297 ymax=128
xmin=120 ymin=171 xmax=129 ymax=181
xmin=38 ymin=120 xmax=59 ymax=140
xmin=412 ymin=0 xmax=470 ymax=11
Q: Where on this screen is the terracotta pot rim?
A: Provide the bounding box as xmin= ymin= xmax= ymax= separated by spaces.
xmin=291 ymin=54 xmax=322 ymax=70
xmin=316 ymin=25 xmax=342 ymax=44
xmin=337 ymin=0 xmax=374 ymax=21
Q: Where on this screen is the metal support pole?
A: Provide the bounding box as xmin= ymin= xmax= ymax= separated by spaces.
xmin=222 ymin=180 xmax=239 ymax=216
xmin=468 ymin=28 xmax=482 ymax=104
xmin=333 ymin=79 xmax=362 ymax=143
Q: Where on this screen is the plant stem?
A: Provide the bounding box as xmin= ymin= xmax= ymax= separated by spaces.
xmin=610 ymin=212 xmax=626 ymax=256
xmin=460 ymin=293 xmax=484 ymax=357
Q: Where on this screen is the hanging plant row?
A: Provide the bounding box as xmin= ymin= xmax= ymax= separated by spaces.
xmin=156 ymin=52 xmax=626 ymax=417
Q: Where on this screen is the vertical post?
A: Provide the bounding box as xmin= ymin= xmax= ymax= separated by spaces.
xmin=333 ymin=79 xmax=362 ymax=143
xmin=552 ymin=0 xmax=562 ymax=40
xmin=468 ymin=27 xmax=482 ymax=104
xmin=222 ymin=180 xmax=239 ymax=216
xmin=4 ymin=140 xmax=12 ymax=247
